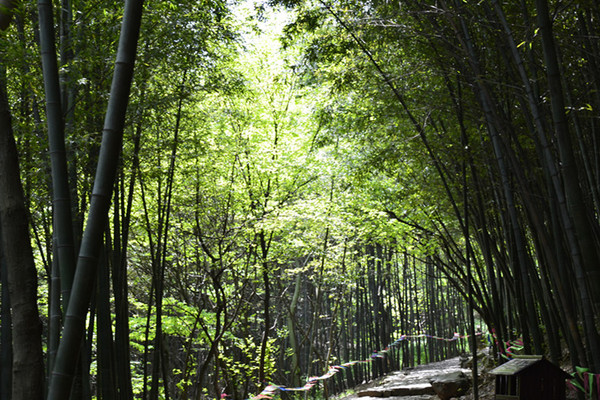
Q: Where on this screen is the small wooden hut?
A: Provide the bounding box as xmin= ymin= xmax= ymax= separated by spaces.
xmin=489 ymin=355 xmax=570 ymax=400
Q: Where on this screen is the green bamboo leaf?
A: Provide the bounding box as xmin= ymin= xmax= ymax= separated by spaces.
xmin=569 ymin=376 xmax=584 ymax=393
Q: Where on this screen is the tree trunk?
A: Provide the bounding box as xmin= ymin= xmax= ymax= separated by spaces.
xmin=286 ymin=272 xmax=302 ymax=387
xmin=0 ymin=67 xmax=45 ymax=400
xmin=258 ymin=231 xmax=271 ymax=384
xmin=39 ymin=0 xmax=77 ymax=310
xmin=0 ymin=223 xmax=13 ymax=400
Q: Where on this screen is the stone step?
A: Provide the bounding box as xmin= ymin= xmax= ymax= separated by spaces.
xmin=357 ymin=383 xmax=436 ymax=397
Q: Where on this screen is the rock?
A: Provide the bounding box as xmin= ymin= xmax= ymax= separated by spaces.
xmin=429 ymin=371 xmax=470 ymax=400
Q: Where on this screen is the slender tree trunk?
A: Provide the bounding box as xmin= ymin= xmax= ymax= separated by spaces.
xmin=39 ymin=0 xmax=77 ymax=309
xmin=258 ymin=231 xmax=271 ymax=384
xmin=111 ymin=52 xmax=148 ymax=399
xmin=286 ymin=272 xmax=302 ymax=387
xmin=113 ymin=174 xmax=135 ymax=400
xmin=97 ymin=238 xmax=116 ymax=400
xmin=48 ymin=240 xmax=61 ymax=381
xmin=38 ymin=1 xmax=79 ymax=383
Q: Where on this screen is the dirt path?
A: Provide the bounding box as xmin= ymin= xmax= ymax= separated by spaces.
xmin=338 ymin=356 xmax=475 ymax=400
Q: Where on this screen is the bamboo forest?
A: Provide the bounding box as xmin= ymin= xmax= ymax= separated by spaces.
xmin=1 ymin=0 xmax=600 ymax=399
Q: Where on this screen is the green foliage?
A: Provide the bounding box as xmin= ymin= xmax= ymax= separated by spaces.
xmin=220 ymin=337 xmax=278 ymax=389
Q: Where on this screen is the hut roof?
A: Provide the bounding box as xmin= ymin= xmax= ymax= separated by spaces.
xmin=489 ymin=356 xmax=570 ymax=379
